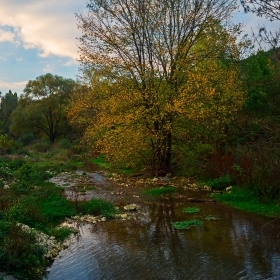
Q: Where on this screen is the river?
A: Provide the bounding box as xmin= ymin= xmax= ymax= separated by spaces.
xmin=43 ymin=167 xmax=280 ymax=280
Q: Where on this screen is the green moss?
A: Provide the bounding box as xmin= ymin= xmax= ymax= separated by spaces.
xmin=213 ymin=187 xmax=280 ymax=217
xmin=172 ymin=220 xmax=202 ymax=229
xmin=143 ymin=187 xmax=177 ymax=196
xmin=183 ymin=207 xmax=200 ymax=213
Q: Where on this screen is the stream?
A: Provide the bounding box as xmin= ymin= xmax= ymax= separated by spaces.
xmin=43 ymin=165 xmax=280 ymax=280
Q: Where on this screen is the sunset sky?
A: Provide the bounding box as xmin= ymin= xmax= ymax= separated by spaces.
xmin=0 ymin=0 xmax=278 ymax=95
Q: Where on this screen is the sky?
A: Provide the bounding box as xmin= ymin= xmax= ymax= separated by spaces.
xmin=0 ymin=0 xmax=278 ymax=95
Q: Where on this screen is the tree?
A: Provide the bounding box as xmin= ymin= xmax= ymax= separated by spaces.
xmin=241 ymin=0 xmax=280 ymax=57
xmin=10 ymin=74 xmax=77 ymax=143
xmin=0 ymin=90 xmax=18 ymax=134
xmin=74 ymin=0 xmax=244 ymax=174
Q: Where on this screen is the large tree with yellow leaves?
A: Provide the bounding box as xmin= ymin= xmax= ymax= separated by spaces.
xmin=71 ymin=0 xmax=245 ymax=174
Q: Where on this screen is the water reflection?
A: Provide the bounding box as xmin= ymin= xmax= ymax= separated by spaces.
xmin=44 ymin=198 xmax=280 ymax=280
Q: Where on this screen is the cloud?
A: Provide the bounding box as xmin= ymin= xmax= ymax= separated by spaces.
xmin=43 ymin=64 xmax=53 ymax=73
xmin=0 ymin=28 xmax=15 ymax=42
xmin=0 ymin=80 xmax=27 ymax=93
xmin=0 ymin=0 xmax=86 ymax=60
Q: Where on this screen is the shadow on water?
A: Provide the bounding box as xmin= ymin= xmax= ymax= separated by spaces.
xmin=44 ymin=167 xmax=280 ymax=280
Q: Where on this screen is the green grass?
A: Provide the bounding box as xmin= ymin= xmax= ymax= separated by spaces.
xmin=91 ymin=154 xmax=110 ymax=168
xmin=0 ymin=156 xmax=117 ymax=279
xmin=183 ymin=207 xmax=200 ymax=213
xmin=213 ymin=187 xmax=280 ymax=217
xmin=143 ymin=186 xmax=177 ymax=196
xmin=77 ymin=199 xmax=117 ymax=218
xmin=172 ymin=220 xmax=202 ymax=229
xmin=48 ymin=227 xmax=73 ymax=242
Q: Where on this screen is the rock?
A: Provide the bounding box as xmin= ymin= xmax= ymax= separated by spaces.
xmin=120 ymin=213 xmax=128 ymax=219
xmin=17 ymin=223 xmax=64 ymax=261
xmin=161 ymin=177 xmax=170 ymax=182
xmin=151 ymin=178 xmax=159 ymax=182
xmin=226 ymin=186 xmax=233 ymax=192
xmin=124 ymin=204 xmax=137 ymax=211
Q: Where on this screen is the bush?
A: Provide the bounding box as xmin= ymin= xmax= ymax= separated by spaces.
xmin=19 ymin=133 xmax=35 ymax=146
xmin=40 ymin=193 xmax=75 ymax=223
xmin=48 ymin=227 xmax=73 ymax=242
xmin=0 ymin=134 xmax=13 ymax=154
xmin=14 ymin=164 xmax=42 ymax=184
xmin=0 ymin=222 xmax=45 ymax=279
xmin=206 ymin=175 xmax=232 ymax=190
xmin=77 ymin=199 xmax=116 ymax=218
xmin=31 ymin=140 xmax=51 ymax=153
xmin=56 ymin=139 xmax=72 ymax=149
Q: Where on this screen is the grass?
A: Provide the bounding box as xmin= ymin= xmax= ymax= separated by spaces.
xmin=48 ymin=227 xmax=73 ymax=243
xmin=91 ymin=154 xmax=110 ymax=168
xmin=183 ymin=207 xmax=200 ymax=213
xmin=172 ymin=220 xmax=202 ymax=229
xmin=0 ymin=153 xmax=117 ymax=279
xmin=213 ymin=186 xmax=280 ymax=217
xmin=143 ymin=186 xmax=177 ymax=196
xmin=76 ymin=199 xmax=117 ymax=218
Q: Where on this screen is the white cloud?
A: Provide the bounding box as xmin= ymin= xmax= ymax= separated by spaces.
xmin=0 ymin=0 xmax=86 ymax=60
xmin=43 ymin=64 xmax=53 ymax=73
xmin=0 ymin=28 xmax=15 ymax=42
xmin=0 ymin=80 xmax=27 ymax=93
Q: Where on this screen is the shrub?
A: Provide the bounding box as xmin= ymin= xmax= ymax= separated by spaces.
xmin=0 ymin=222 xmax=45 ymax=279
xmin=0 ymin=135 xmax=14 ymax=154
xmin=19 ymin=133 xmax=35 ymax=146
xmin=206 ymin=175 xmax=232 ymax=190
xmin=56 ymin=138 xmax=73 ymax=149
xmin=31 ymin=140 xmax=51 ymax=153
xmin=48 ymin=227 xmax=73 ymax=242
xmin=40 ymin=193 xmax=75 ymax=223
xmin=77 ymin=199 xmax=116 ymax=218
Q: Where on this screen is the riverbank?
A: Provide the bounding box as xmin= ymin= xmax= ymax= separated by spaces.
xmin=213 ymin=186 xmax=280 ymax=217
xmin=1 ymin=151 xmax=280 ymax=279
xmin=0 ymin=155 xmax=117 ymax=279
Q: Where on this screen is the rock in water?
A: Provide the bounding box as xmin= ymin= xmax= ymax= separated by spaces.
xmin=124 ymin=204 xmax=137 ymax=211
